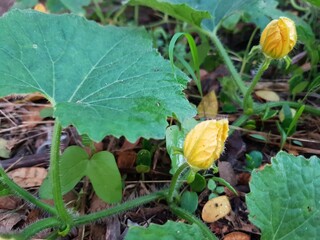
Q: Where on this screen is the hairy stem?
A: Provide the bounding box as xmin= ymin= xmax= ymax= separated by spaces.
xmin=73 ymin=189 xmax=167 ymax=225
xmin=167 ymin=162 xmax=189 ymax=203
xmin=0 ymin=167 xmax=57 ymax=216
xmin=198 ymin=27 xmax=247 ymax=96
xmin=50 ymin=120 xmax=72 ymax=227
xmin=170 ymin=204 xmax=217 ymax=240
xmin=243 ymin=57 xmax=271 ymax=114
xmin=17 ymin=217 xmax=61 ymax=240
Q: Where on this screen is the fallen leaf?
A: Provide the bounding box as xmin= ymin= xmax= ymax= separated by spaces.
xmin=198 ymin=91 xmax=219 ymax=118
xmin=7 ymin=167 xmax=47 ymax=188
xmin=0 ymin=212 xmax=22 ymax=233
xmin=117 ymin=151 xmax=137 ymax=168
xmin=0 ymin=196 xmax=20 ymax=210
xmin=255 ymin=90 xmax=280 ymax=102
xmin=218 ymin=161 xmax=237 ymax=187
xmin=202 ymin=195 xmax=231 ymax=223
xmin=224 ymin=231 xmax=251 ymax=240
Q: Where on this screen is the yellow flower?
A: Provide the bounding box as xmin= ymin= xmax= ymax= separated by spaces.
xmin=183 ymin=119 xmax=229 ymax=170
xmin=260 ymin=17 xmax=297 ymax=59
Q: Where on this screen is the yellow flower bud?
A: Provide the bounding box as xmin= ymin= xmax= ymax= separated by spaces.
xmin=183 ymin=119 xmax=229 ymax=170
xmin=260 ymin=17 xmax=297 ymax=59
xmin=34 ymin=3 xmax=48 ymax=13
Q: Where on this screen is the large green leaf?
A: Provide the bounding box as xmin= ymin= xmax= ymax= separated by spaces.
xmin=125 ymin=0 xmax=315 ymax=43
xmin=0 ymin=10 xmax=195 ymax=142
xmin=125 ymin=220 xmax=206 ymax=240
xmin=123 ymin=0 xmax=211 ymax=27
xmin=125 ymin=0 xmax=280 ymax=30
xmin=40 ymin=146 xmax=122 ymax=203
xmin=246 ymin=151 xmax=320 ymax=240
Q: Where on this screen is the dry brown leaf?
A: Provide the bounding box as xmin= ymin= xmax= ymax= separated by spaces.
xmin=7 ymin=167 xmax=47 ymax=188
xmin=218 ymin=161 xmax=237 ymax=187
xmin=117 ymin=151 xmax=137 ymax=168
xmin=0 ymin=212 xmax=22 ymax=233
xmin=198 ymin=91 xmax=218 ymax=118
xmin=255 ymin=90 xmax=280 ymax=102
xmin=0 ymin=196 xmax=20 ymax=210
xmin=202 ymin=196 xmax=231 ymax=223
xmin=224 ymin=231 xmax=251 ymax=240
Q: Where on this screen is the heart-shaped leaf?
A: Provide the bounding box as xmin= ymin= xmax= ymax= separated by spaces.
xmin=246 ymin=151 xmax=320 ymax=239
xmin=40 ymin=146 xmax=122 ymax=203
xmin=0 ymin=10 xmax=195 ymax=142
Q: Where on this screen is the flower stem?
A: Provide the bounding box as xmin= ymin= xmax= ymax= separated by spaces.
xmin=73 ymin=189 xmax=167 ymax=225
xmin=0 ymin=167 xmax=57 ymax=216
xmin=167 ymin=162 xmax=189 ymax=203
xmin=170 ymin=204 xmax=218 ymax=240
xmin=50 ymin=120 xmax=72 ymax=228
xmin=243 ymin=57 xmax=271 ymax=114
xmin=198 ymin=27 xmax=247 ymax=96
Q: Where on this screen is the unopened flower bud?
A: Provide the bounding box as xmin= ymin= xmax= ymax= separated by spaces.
xmin=260 ymin=17 xmax=297 ymax=59
xmin=183 ymin=119 xmax=229 ymax=170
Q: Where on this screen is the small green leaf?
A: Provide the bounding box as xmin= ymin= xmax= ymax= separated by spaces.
xmin=136 ymin=149 xmax=152 ymax=167
xmin=180 ymin=191 xmax=198 ymax=213
xmin=125 ymin=220 xmax=206 ymax=240
xmin=215 ymin=186 xmax=225 ymax=194
xmin=208 ymin=193 xmax=218 ymax=200
xmin=249 ymin=134 xmax=267 ymax=142
xmin=207 ymin=179 xmax=216 ymax=191
xmin=190 ymin=173 xmax=206 ymax=192
xmin=86 ymin=151 xmax=122 ymax=203
xmin=247 ymin=151 xmax=320 ymax=240
xmin=245 ymin=150 xmax=263 ymax=170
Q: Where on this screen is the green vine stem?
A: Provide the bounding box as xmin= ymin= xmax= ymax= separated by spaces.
xmin=197 ymin=27 xmax=247 ymax=96
xmin=243 ymin=57 xmax=272 ymax=114
xmin=50 ymin=120 xmax=72 ymax=227
xmin=73 ymin=189 xmax=167 ymax=225
xmin=167 ymin=162 xmax=189 ymax=203
xmin=0 ymin=167 xmax=57 ymax=216
xmin=16 ymin=217 xmax=61 ymax=240
xmin=170 ymin=204 xmax=217 ymax=240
